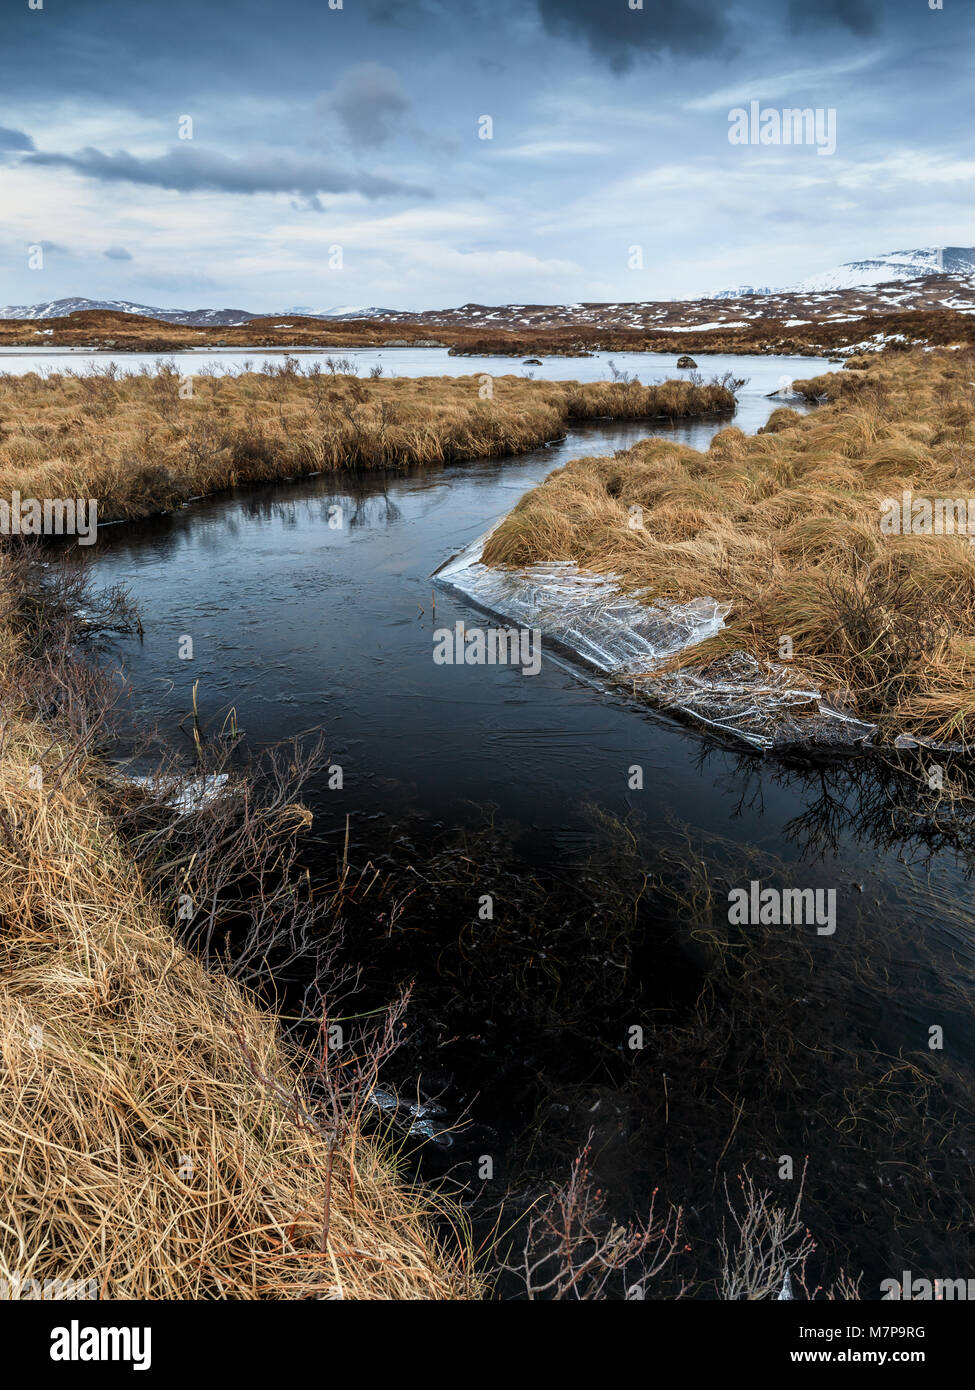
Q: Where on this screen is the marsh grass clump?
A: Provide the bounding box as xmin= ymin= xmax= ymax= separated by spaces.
xmin=0 ymin=366 xmax=735 ymax=525
xmin=0 ymin=545 xmax=476 ymax=1299
xmin=482 ymin=348 xmax=975 ymax=746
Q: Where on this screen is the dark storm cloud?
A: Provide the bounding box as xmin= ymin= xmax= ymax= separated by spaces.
xmin=0 ymin=0 xmax=939 ymax=107
xmin=321 ymin=64 xmax=412 ymax=149
xmin=23 ymin=146 xmax=430 ymax=200
xmin=788 ymin=0 xmax=881 ymax=37
xmin=534 ymin=0 xmax=893 ymax=70
xmin=535 ymin=0 xmax=733 ymax=70
xmin=0 ymin=127 xmax=34 ymax=151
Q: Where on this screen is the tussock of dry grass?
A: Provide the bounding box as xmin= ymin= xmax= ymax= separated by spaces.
xmin=0 ymin=561 xmax=474 ymax=1299
xmin=0 ymin=366 xmax=734 ymax=523
xmin=482 ymin=348 xmax=975 ymax=745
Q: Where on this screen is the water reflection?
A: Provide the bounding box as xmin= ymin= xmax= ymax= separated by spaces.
xmin=73 ymin=364 xmax=975 ymax=1294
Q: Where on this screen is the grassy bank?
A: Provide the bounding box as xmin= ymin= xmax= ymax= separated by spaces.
xmin=482 ymin=347 xmax=975 ymax=747
xmin=0 ymin=552 xmax=475 ymax=1299
xmin=0 ymin=366 xmax=735 ymax=523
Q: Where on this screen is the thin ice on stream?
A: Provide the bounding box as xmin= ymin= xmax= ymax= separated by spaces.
xmin=437 ymin=529 xmax=877 ymax=751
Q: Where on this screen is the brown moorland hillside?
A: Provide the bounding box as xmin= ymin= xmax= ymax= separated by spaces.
xmin=3 ymin=298 xmax=974 ymax=358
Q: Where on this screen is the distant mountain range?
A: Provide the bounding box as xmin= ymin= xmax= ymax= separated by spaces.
xmin=281 ymin=305 xmax=392 ymax=320
xmin=2 ymin=248 xmax=975 ymax=335
xmin=0 ymin=297 xmax=397 ymax=325
xmin=710 ymin=285 xmax=780 ymax=300
xmin=0 ymin=298 xmax=255 ymax=325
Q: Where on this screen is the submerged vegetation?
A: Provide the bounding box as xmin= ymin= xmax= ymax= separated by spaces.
xmin=0 ymin=363 xmax=735 ymax=524
xmin=483 ymin=347 xmax=975 ymax=747
xmin=338 ymin=799 xmax=975 ymax=1299
xmin=0 ymin=543 xmax=872 ymax=1301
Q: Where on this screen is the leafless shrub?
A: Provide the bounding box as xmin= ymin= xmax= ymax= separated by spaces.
xmin=236 ymin=986 xmax=413 ymax=1254
xmin=502 ymin=1134 xmax=684 ymax=1299
xmin=115 ymin=735 xmax=349 ymax=996
xmin=0 ymin=540 xmax=138 ymax=785
xmin=717 ymin=370 xmax=748 ymax=392
xmin=324 ymin=355 xmax=357 ymax=376
xmin=718 ymin=1163 xmax=816 ymax=1300
xmin=606 ymin=359 xmax=637 ymax=384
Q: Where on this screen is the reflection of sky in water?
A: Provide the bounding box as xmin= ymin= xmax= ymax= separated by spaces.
xmin=0 ymin=344 xmax=825 ymax=436
xmin=80 ymin=373 xmax=975 ymax=1069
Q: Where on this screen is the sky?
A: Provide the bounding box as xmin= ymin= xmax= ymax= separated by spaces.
xmin=0 ymin=0 xmax=971 ymax=312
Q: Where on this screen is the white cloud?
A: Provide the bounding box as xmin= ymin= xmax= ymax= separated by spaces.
xmin=683 ymin=52 xmax=886 ymax=112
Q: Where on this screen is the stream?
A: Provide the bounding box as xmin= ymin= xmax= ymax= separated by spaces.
xmin=65 ymin=349 xmax=975 ymax=1296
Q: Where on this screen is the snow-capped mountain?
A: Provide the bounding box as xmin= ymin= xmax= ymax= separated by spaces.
xmin=794 ymin=247 xmax=975 ymax=292
xmin=709 ymin=285 xmax=781 ymax=300
xmin=707 ymin=247 xmax=975 ymax=299
xmin=0 ymin=297 xmax=401 ymax=325
xmin=0 ymin=297 xmax=255 ymax=325
xmin=4 ymin=258 xmax=975 ymax=341
xmin=281 ymin=305 xmax=393 ymax=319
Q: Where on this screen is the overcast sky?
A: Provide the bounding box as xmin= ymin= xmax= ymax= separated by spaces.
xmin=0 ymin=0 xmax=970 ymax=311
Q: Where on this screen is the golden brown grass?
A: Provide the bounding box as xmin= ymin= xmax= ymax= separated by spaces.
xmin=0 ymin=366 xmax=734 ymax=524
xmin=482 ymin=348 xmax=975 ymax=746
xmin=0 ymin=559 xmax=475 ymax=1299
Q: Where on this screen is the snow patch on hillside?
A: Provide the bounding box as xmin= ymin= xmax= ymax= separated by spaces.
xmin=795 ymin=246 xmax=975 ymax=293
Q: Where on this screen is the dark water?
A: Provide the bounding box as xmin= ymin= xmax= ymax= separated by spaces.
xmin=84 ymin=356 xmax=975 ymax=1296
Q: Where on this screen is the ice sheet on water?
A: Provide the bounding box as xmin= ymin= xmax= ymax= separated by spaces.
xmin=116 ymin=770 xmax=232 ymax=814
xmin=438 ymin=533 xmax=729 ymax=672
xmin=656 ymin=652 xmax=876 ymax=751
xmin=368 ymin=1087 xmax=453 ymax=1147
xmin=437 ymin=528 xmax=878 ymax=751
